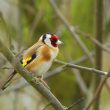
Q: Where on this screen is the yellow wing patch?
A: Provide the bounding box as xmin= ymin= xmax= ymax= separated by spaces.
xmin=22 ymin=57 xmax=31 ymax=67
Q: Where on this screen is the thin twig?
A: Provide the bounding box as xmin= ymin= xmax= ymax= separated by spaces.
xmin=84 ymin=71 xmax=110 ymax=110
xmin=77 ymin=30 xmax=110 ymax=53
xmin=105 ymin=82 xmax=110 ymax=92
xmin=0 ymin=71 xmax=16 ymax=90
xmin=71 ymin=69 xmax=88 ymax=94
xmin=42 ymin=103 xmax=51 ymax=110
xmin=0 ymin=49 xmax=27 ymax=91
xmin=0 ymin=81 xmax=28 ymax=96
xmin=67 ymin=97 xmax=84 ymax=110
xmin=54 ymin=59 xmax=108 ymax=76
xmin=46 ymin=52 xmax=94 ymax=79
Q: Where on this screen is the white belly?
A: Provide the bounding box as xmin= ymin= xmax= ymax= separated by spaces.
xmin=33 ymin=61 xmax=52 ymax=76
xmin=31 ymin=47 xmax=58 ymax=76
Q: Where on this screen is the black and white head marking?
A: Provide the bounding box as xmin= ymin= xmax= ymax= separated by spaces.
xmin=41 ymin=33 xmax=62 ymax=48
xmin=42 ymin=34 xmax=51 ymax=44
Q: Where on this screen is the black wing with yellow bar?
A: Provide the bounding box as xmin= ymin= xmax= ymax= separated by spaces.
xmin=20 ymin=53 xmax=36 ymax=67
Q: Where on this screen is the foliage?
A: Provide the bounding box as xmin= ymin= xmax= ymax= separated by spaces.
xmin=0 ymin=0 xmax=110 ymax=110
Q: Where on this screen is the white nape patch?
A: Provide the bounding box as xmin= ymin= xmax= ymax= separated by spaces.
xmin=46 ymin=34 xmax=51 ymax=39
xmin=44 ymin=34 xmax=53 ymax=48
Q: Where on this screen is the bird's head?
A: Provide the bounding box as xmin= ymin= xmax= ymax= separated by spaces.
xmin=40 ymin=33 xmax=62 ymax=48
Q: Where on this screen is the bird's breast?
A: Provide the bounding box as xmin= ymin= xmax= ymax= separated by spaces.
xmin=33 ymin=61 xmax=52 ymax=76
xmin=25 ymin=45 xmax=59 ymax=76
xmin=41 ymin=45 xmax=59 ymax=61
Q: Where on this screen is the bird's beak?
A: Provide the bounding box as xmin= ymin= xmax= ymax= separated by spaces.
xmin=56 ymin=40 xmax=63 ymax=45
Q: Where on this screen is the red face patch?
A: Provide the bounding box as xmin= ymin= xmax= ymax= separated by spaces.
xmin=51 ymin=35 xmax=58 ymax=40
xmin=50 ymin=35 xmax=59 ymax=47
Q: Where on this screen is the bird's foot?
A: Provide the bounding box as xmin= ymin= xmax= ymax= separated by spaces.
xmin=32 ymin=76 xmax=50 ymax=89
xmin=37 ymin=76 xmax=50 ymax=90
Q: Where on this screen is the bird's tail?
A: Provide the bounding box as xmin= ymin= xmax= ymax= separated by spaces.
xmin=0 ymin=70 xmax=17 ymax=90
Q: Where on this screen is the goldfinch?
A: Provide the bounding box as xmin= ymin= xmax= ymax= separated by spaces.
xmin=2 ymin=33 xmax=62 ymax=89
xmin=23 ymin=33 xmax=62 ymax=76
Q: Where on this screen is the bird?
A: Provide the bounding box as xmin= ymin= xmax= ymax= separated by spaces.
xmin=1 ymin=33 xmax=62 ymax=90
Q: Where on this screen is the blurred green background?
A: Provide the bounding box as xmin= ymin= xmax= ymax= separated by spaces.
xmin=0 ymin=0 xmax=110 ymax=110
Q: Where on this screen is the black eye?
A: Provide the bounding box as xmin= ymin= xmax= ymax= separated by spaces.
xmin=50 ymin=38 xmax=57 ymax=43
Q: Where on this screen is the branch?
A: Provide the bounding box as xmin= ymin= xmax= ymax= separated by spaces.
xmin=77 ymin=30 xmax=110 ymax=54
xmin=48 ymin=0 xmax=93 ymax=64
xmin=54 ymin=59 xmax=108 ymax=76
xmin=0 ymin=39 xmax=66 ymax=110
xmin=84 ymin=71 xmax=110 ymax=110
xmin=0 ymin=70 xmax=16 ymax=90
xmin=0 ymin=52 xmax=94 ymax=94
xmin=67 ymin=97 xmax=84 ymax=110
xmin=0 ymin=52 xmax=107 ymax=95
xmin=0 ymin=49 xmax=28 ymax=90
xmin=93 ymin=0 xmax=103 ymax=109
xmin=46 ymin=52 xmax=94 ymax=79
xmin=0 ymin=80 xmax=28 ymax=96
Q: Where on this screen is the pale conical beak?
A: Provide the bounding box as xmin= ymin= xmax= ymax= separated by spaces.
xmin=56 ymin=40 xmax=63 ymax=45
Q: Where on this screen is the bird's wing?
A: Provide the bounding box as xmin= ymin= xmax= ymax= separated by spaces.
xmin=20 ymin=53 xmax=37 ymax=67
xmin=21 ymin=44 xmax=43 ymax=67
